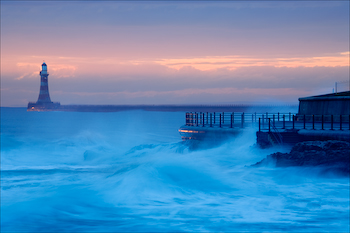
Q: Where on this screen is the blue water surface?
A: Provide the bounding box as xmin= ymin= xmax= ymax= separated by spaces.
xmin=1 ymin=107 xmax=349 ymax=232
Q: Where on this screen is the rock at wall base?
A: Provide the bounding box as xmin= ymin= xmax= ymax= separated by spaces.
xmin=253 ymin=140 xmax=350 ymax=174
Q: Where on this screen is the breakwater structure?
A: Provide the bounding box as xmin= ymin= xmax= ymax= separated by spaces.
xmin=28 ymin=103 xmax=297 ymax=113
xmin=179 ymin=91 xmax=350 ymax=146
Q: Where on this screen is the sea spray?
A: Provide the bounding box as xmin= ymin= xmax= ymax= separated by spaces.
xmin=1 ymin=108 xmax=349 ymax=231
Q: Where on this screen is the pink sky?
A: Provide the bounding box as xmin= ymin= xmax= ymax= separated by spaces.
xmin=1 ymin=1 xmax=349 ymax=106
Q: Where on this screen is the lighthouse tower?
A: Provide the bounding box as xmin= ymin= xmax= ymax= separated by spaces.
xmin=36 ymin=62 xmax=52 ymax=104
xmin=27 ymin=62 xmax=60 ymax=111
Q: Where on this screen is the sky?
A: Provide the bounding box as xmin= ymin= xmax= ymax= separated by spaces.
xmin=1 ymin=1 xmax=349 ymax=106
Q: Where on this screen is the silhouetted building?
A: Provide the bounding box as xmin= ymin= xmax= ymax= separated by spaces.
xmin=298 ymin=91 xmax=350 ymax=116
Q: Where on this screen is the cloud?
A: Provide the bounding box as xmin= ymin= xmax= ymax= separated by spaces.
xmin=57 ymin=65 xmax=347 ymax=96
xmin=155 ymin=52 xmax=350 ymax=71
xmin=9 ymin=60 xmax=77 ymax=80
xmin=15 ymin=72 xmax=38 ymax=80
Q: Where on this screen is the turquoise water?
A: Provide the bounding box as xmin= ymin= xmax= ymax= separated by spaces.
xmin=1 ymin=108 xmax=349 ymax=232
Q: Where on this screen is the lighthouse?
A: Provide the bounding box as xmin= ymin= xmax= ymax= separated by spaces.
xmin=27 ymin=62 xmax=60 ymax=111
xmin=37 ymin=62 xmax=52 ymax=103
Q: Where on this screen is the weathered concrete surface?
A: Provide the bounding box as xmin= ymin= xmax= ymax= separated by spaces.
xmin=254 ymin=140 xmax=350 ymax=174
xmin=256 ymin=129 xmax=350 ymax=147
xmin=297 ymin=129 xmax=350 ymax=141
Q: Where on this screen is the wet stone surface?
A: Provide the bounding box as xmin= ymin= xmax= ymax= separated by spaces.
xmin=254 ymin=140 xmax=350 ymax=174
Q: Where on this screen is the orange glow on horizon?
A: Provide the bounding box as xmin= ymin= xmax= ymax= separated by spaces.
xmin=2 ymin=51 xmax=348 ymax=81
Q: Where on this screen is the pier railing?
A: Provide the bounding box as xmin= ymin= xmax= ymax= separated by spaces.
xmin=185 ymin=112 xmax=350 ymax=131
xmin=185 ymin=112 xmax=296 ymax=128
xmin=258 ymin=114 xmax=350 ymax=132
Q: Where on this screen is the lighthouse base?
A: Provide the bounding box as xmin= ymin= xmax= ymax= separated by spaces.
xmin=27 ymin=102 xmax=61 ymax=111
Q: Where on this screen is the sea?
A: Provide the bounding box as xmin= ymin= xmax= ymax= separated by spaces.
xmin=1 ymin=107 xmax=349 ymax=232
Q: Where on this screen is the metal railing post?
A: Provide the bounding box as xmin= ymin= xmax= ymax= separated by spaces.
xmin=268 ymin=118 xmax=271 ymax=132
xmin=303 ymin=114 xmax=306 ymax=129
xmin=312 ymin=115 xmax=315 ymax=130
xmin=196 ymin=113 xmax=198 ymax=126
xmin=241 ymin=113 xmax=244 ymax=128
xmin=262 ymin=114 xmax=264 ymax=125
xmin=194 ymin=112 xmax=196 ymax=126
xmin=321 ymin=115 xmax=324 ymax=130
xmin=210 ymin=113 xmax=212 ymax=127
xmin=203 ymin=113 xmax=205 ymax=127
xmin=283 ymin=115 xmax=285 ymax=129
xmin=231 ymin=114 xmax=233 ymax=128
xmin=219 ymin=114 xmax=222 ymax=128
xmin=243 ymin=112 xmax=245 ymax=127
xmin=206 ymin=112 xmax=208 ymax=124
xmin=193 ymin=112 xmax=195 ymax=126
xmin=214 ymin=112 xmax=215 ymax=124
xmin=331 ymin=115 xmax=334 ymax=130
